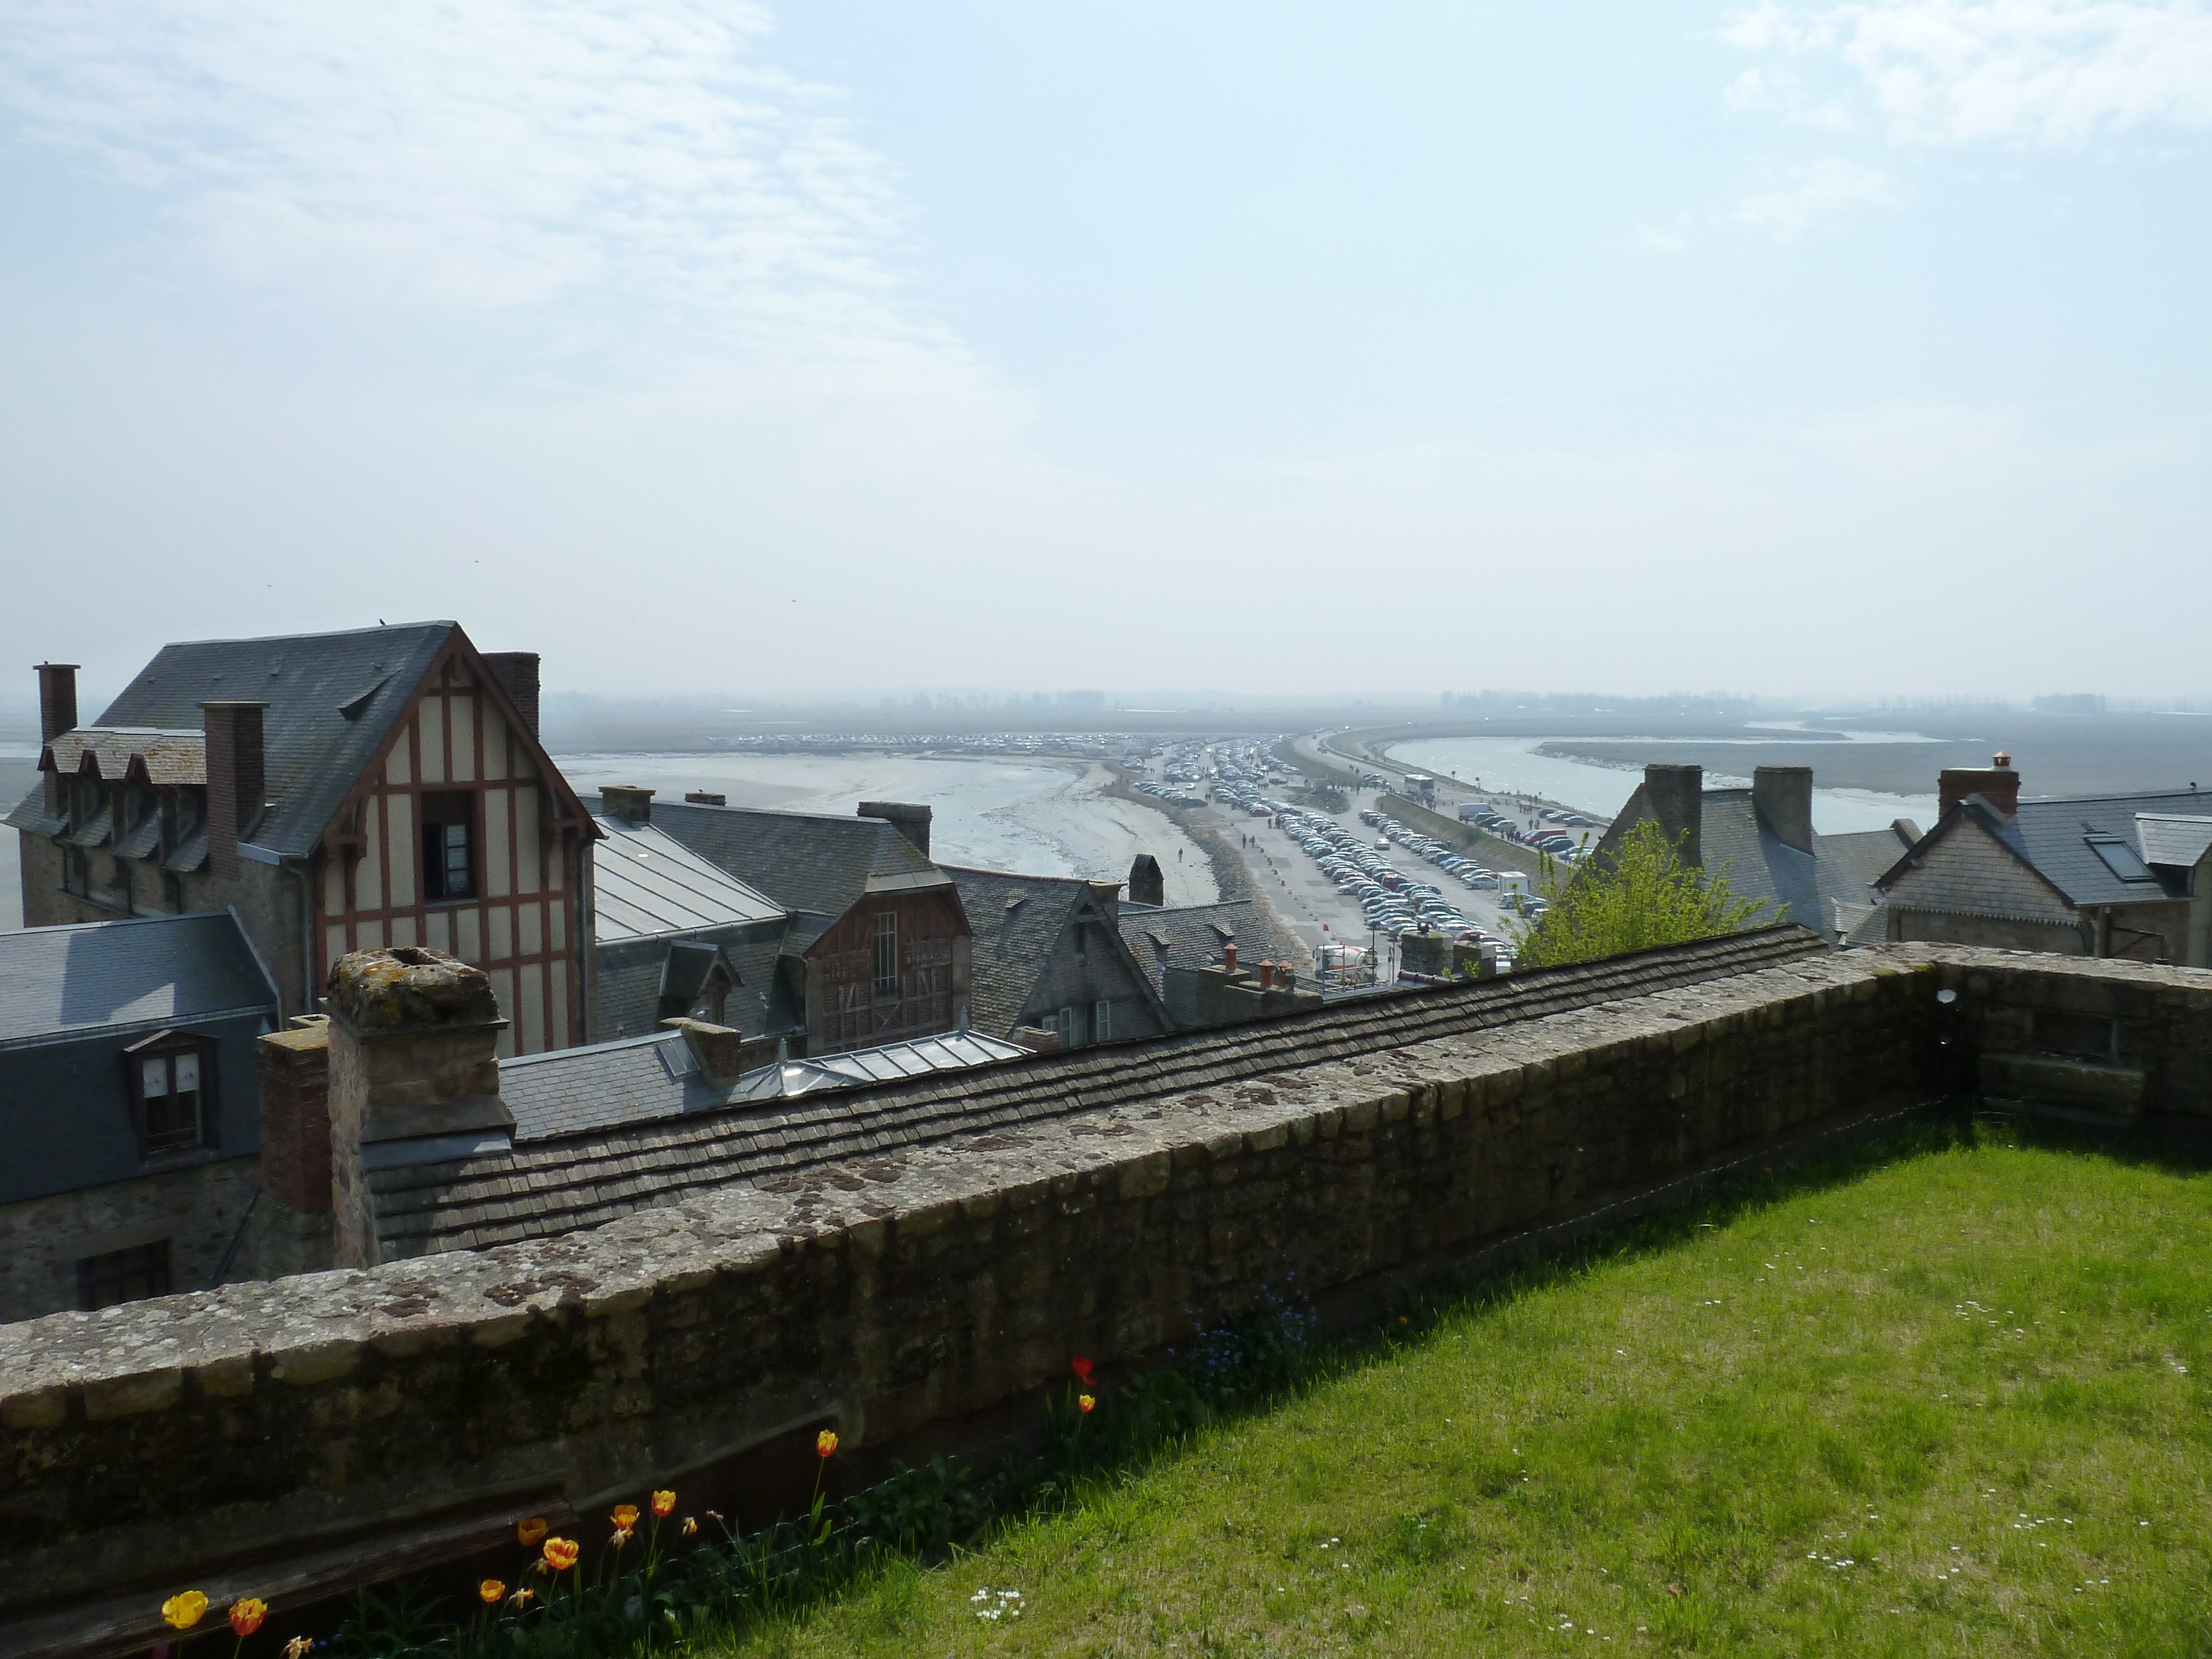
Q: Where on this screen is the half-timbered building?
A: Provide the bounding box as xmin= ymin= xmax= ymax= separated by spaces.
xmin=7 ymin=623 xmax=597 ymax=1054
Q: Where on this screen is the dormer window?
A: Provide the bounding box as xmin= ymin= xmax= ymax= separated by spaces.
xmin=122 ymin=1031 xmax=216 ymax=1160
xmin=420 ymin=791 xmax=478 ymax=901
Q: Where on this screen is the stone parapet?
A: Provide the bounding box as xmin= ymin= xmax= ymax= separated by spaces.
xmin=7 ymin=945 xmax=2212 ymax=1649
xmin=1 ymin=948 xmax=1945 ymax=1634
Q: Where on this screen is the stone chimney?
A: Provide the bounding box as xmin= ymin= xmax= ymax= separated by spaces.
xmin=859 ymin=801 xmax=931 ymax=857
xmin=35 ymin=662 xmax=77 ymax=817
xmin=1642 ymin=763 xmax=1704 ymax=868
xmin=1087 ymin=879 xmax=1120 ymax=930
xmin=324 ymin=947 xmax=512 ymax=1269
xmin=1938 ymin=753 xmax=2021 ymax=820
xmin=1128 ymin=853 xmax=1164 ymax=907
xmin=602 ymin=784 xmax=654 ymax=824
xmin=660 ymin=1016 xmax=756 ymax=1084
xmin=202 ymin=701 xmax=268 ymax=880
xmin=1752 ymin=765 xmax=1815 ymax=855
xmin=480 ymin=651 xmax=540 ymax=737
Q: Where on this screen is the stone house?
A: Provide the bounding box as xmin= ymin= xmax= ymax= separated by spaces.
xmin=0 ymin=911 xmax=290 ymax=1322
xmin=593 ymin=791 xmax=971 ymax=1057
xmin=1875 ymin=757 xmax=2212 ymax=963
xmin=6 ymin=623 xmax=598 ymax=1053
xmin=1588 ymin=763 xmax=1913 ymax=942
xmin=946 ymin=866 xmax=1173 ymax=1047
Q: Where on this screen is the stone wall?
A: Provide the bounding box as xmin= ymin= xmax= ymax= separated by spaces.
xmin=0 ymin=1155 xmax=261 ymax=1326
xmin=1 ymin=948 xmax=1942 ymax=1630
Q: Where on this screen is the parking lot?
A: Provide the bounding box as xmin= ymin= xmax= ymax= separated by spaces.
xmin=1123 ymin=738 xmax=1611 ymax=983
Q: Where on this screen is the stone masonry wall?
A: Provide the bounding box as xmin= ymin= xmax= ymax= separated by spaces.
xmin=0 ymin=948 xmax=1944 ymax=1619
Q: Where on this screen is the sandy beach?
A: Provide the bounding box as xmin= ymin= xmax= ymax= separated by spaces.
xmin=554 ymin=752 xmax=1220 ymax=907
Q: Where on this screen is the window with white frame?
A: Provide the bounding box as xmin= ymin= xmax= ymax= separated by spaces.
xmin=123 ymin=1031 xmax=215 ymax=1160
xmin=1094 ymin=999 xmax=1112 ymax=1042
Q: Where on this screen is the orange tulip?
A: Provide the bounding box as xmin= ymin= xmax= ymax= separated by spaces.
xmin=478 ymin=1580 xmax=504 ymax=1605
xmin=681 ymin=1516 xmax=699 ymax=1536
xmin=517 ymin=1518 xmax=549 ymax=1547
xmin=816 ymin=1429 xmax=838 ymax=1458
xmin=228 ymin=1598 xmax=269 ymax=1638
xmin=610 ymin=1527 xmax=633 ymax=1549
xmin=651 ymin=1490 xmax=676 ymax=1517
xmin=163 ymin=1592 xmax=210 ymax=1631
xmin=1078 ymin=1393 xmax=1096 ymax=1414
xmin=610 ymin=1504 xmax=640 ymax=1530
xmin=542 ymin=1537 xmax=580 ymax=1573
xmin=285 ymin=1637 xmax=314 ymax=1659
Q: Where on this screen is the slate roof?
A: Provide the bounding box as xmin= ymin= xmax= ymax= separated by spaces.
xmin=2137 ymin=814 xmax=2212 ymax=871
xmin=613 ymin=797 xmax=946 ymax=921
xmin=1879 ymin=789 xmax=2212 ymax=907
xmin=3 ymin=623 xmax=583 ymax=858
xmin=1698 ymin=791 xmax=1914 ymax=942
xmin=1118 ymin=899 xmax=1312 ymax=998
xmin=41 ymin=728 xmax=206 ymax=786
xmin=500 ymin=1026 xmax=1036 ymax=1139
xmin=591 ymin=812 xmax=786 ymax=941
xmin=944 ymin=867 xmax=1119 ymax=1035
xmin=363 ymin=923 xmax=1830 ymax=1258
xmin=0 ymin=913 xmax=278 ymax=1047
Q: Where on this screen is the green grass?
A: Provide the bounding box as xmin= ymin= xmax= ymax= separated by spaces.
xmin=723 ymin=1125 xmax=2212 ymax=1657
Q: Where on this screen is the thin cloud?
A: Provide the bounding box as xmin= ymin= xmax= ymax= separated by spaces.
xmin=0 ymin=0 xmax=1003 ymax=399
xmin=1722 ymin=0 xmax=2212 ymax=147
xmin=1730 ymin=155 xmax=1906 ymax=234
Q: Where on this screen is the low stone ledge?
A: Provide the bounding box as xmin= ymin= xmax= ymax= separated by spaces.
xmin=20 ymin=945 xmax=2197 ymax=1631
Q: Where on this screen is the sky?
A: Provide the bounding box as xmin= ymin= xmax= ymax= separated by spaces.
xmin=0 ymin=1 xmax=2207 ymax=702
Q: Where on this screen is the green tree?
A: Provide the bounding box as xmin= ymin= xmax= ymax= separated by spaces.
xmin=1516 ymin=817 xmax=1777 ymax=969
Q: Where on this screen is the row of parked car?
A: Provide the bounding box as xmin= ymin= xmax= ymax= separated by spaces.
xmin=1241 ymin=808 xmax=1519 ymax=972
xmin=1460 ymin=801 xmax=1595 ymax=864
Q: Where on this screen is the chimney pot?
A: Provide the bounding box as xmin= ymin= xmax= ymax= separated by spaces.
xmin=1223 ymin=941 xmax=1239 ymax=974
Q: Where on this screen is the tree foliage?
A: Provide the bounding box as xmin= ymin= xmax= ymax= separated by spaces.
xmin=1516 ymin=817 xmax=1777 ymax=969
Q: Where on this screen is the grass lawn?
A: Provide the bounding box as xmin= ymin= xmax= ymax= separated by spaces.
xmin=726 ymin=1125 xmax=2212 ymax=1657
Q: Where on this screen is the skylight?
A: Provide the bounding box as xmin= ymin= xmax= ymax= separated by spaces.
xmin=2086 ymin=836 xmax=2156 ymax=884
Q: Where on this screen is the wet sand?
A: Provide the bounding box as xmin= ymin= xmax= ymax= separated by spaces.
xmin=554 ymin=752 xmax=1219 ymax=906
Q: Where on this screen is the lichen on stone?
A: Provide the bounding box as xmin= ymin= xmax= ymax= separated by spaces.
xmin=326 ymin=947 xmax=501 ymax=1031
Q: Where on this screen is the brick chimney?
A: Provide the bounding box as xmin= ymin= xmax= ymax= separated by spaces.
xmin=1938 ymin=752 xmax=2021 ymax=820
xmin=859 ymin=801 xmax=931 ymax=857
xmin=1641 ymin=763 xmax=1704 ymax=868
xmin=35 ymin=662 xmax=77 ymax=817
xmin=202 ymin=700 xmax=268 ymax=880
xmin=480 ymin=651 xmax=540 ymax=737
xmin=256 ymin=1016 xmax=332 ymax=1214
xmin=602 ymin=784 xmax=654 ymax=824
xmin=1128 ymin=853 xmax=1164 ymax=907
xmin=324 ymin=947 xmax=512 ymax=1269
xmin=1752 ymin=765 xmax=1815 ymax=855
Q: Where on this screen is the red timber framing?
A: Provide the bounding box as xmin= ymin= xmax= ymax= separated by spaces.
xmin=310 ymin=633 xmax=596 ymax=1057
xmin=805 ymin=887 xmax=968 ymax=1054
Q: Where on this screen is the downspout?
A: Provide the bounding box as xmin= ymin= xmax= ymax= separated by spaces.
xmin=577 ymin=832 xmax=598 ymax=1044
xmin=285 ymin=858 xmax=317 ymax=1020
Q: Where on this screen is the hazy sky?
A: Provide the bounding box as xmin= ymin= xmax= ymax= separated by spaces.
xmin=2 ymin=1 xmax=2207 ymax=701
